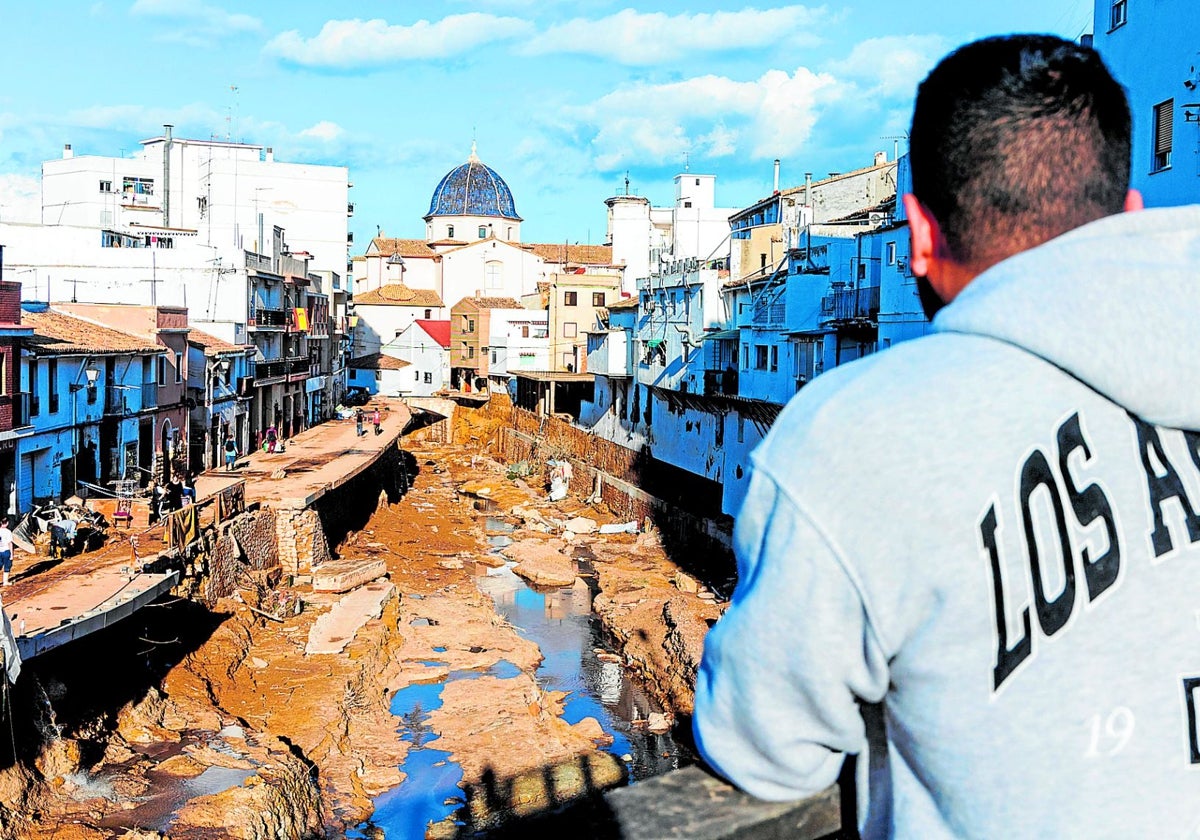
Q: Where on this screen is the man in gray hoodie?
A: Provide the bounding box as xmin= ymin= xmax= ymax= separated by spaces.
xmin=694 ymin=34 xmax=1200 ymax=837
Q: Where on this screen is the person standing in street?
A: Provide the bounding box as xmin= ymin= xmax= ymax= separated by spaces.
xmin=356 ymin=408 xmax=365 ymax=437
xmin=224 ymin=434 xmax=238 ymax=471
xmin=372 ymin=408 xmax=382 ymax=436
xmin=694 ymin=34 xmax=1200 ymax=837
xmin=0 ymin=516 xmax=12 ymax=587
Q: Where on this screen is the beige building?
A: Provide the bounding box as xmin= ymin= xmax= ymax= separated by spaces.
xmin=546 ymin=271 xmax=624 ymax=373
xmin=448 ymin=296 xmax=524 ymax=391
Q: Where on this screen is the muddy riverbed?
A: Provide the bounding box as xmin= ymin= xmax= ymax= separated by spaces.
xmin=0 ymin=434 xmax=724 ymax=839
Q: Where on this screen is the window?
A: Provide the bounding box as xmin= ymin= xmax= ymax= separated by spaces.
xmin=684 ymin=201 xmax=692 ymax=208
xmin=100 ymin=210 xmax=113 ymax=227
xmin=174 ymin=351 xmax=183 ymax=382
xmin=521 ymin=325 xmax=530 ymax=338
xmin=592 ymin=292 xmax=605 ymax=307
xmin=48 ymin=359 xmax=59 ymax=413
xmin=468 ymin=345 xmax=475 ymax=359
xmin=491 ymin=349 xmax=498 ymax=364
xmin=29 ymin=360 xmax=39 ymax=416
xmin=462 ymin=315 xmax=474 ymax=332
xmin=760 ymin=254 xmax=767 ymax=269
xmin=424 ymin=309 xmax=432 ymax=318
xmin=1153 ymin=99 xmax=1174 ymax=172
xmin=143 ymin=357 xmax=152 ymax=383
xmin=486 ymin=261 xmax=502 ymax=289
xmin=770 ymin=345 xmax=778 ymax=372
xmin=695 ymin=178 xmax=700 ymax=186
xmin=158 ymin=356 xmax=167 ymax=386
xmin=122 ymin=176 xmax=154 ymax=196
xmin=507 ymin=227 xmax=513 ymax=239
xmin=447 ymin=225 xmax=455 ymax=238
xmin=99 ymin=180 xmax=112 ymax=193
xmin=857 ymin=262 xmax=867 ymax=281
xmin=563 ymin=322 xmax=578 ymax=338
xmin=886 ymin=242 xmax=897 ymax=265
xmin=738 ymin=416 xmax=745 ymax=443
xmin=754 ymin=345 xmax=769 ymax=370
xmin=1110 ymin=0 xmax=1126 ymax=29
xmin=563 ymin=291 xmax=578 ymax=306
xmin=423 ymin=371 xmax=432 ymax=384
xmin=478 ymin=226 xmax=487 ymax=239
xmin=741 ymin=343 xmax=749 ymax=369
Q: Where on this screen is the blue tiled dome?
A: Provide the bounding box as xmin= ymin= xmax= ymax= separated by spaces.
xmin=425 ymin=146 xmax=521 ymax=222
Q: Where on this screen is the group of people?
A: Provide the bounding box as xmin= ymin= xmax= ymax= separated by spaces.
xmin=146 ymin=472 xmax=194 ymax=525
xmin=356 ymin=407 xmax=382 ymax=437
xmin=694 ymin=33 xmax=1200 ymax=837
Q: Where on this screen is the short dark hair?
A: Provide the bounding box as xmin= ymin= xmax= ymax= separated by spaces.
xmin=909 ymin=35 xmax=1131 ymax=269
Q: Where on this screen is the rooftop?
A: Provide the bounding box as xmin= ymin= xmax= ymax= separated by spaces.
xmin=187 ymin=329 xmax=252 ymax=357
xmin=524 ymin=242 xmax=615 ymax=266
xmin=452 ymin=296 xmax=524 ymax=310
xmin=354 ymin=284 xmax=445 ymax=308
xmin=414 ymin=319 xmax=451 ymax=348
xmin=349 ymin=353 xmax=411 ymax=371
xmin=24 ymin=310 xmax=161 ymax=356
xmin=368 ymin=238 xmax=439 ymax=259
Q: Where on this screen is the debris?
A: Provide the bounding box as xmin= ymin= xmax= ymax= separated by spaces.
xmin=598 ymin=521 xmax=639 ymax=535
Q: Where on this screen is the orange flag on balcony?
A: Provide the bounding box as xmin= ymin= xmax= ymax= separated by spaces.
xmin=294 ymin=308 xmax=309 ymax=331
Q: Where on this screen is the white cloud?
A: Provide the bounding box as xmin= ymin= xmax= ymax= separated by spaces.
xmin=825 ymin=34 xmax=947 ymax=98
xmin=562 ymin=67 xmax=843 ymax=170
xmin=130 ymin=0 xmax=261 ymax=33
xmin=523 ymin=5 xmax=825 ymax=65
xmin=299 ymin=121 xmax=345 ymax=142
xmin=264 ymin=14 xmax=535 ymax=69
xmin=0 ymin=174 xmax=41 ymax=223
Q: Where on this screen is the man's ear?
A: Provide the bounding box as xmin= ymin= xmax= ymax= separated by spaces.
xmin=903 ymin=193 xmax=935 ymax=278
xmin=1124 ymin=189 xmax=1144 ymax=212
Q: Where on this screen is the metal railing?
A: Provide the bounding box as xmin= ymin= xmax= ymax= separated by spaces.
xmin=250 ymin=307 xmax=289 ymax=328
xmin=140 ymin=381 xmax=158 ymax=408
xmin=822 ymin=285 xmax=880 ymax=322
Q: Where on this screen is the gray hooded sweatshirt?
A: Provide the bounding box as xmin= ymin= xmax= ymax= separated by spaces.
xmin=694 ymin=206 xmax=1200 ymax=837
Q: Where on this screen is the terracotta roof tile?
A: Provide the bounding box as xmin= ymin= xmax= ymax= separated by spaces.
xmin=354 ymin=284 xmax=445 ymax=307
xmin=605 ymin=296 xmax=639 ymax=311
xmin=369 ymin=237 xmax=439 ymax=259
xmin=349 ymin=353 xmax=411 ymax=371
xmin=525 ymin=242 xmax=614 ymax=266
xmin=467 ymin=296 xmax=523 ymax=310
xmin=25 ymin=310 xmax=162 ymax=356
xmin=188 ymin=329 xmax=251 ymax=356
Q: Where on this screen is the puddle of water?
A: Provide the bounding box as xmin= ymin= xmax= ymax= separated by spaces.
xmin=97 ymin=750 xmax=255 ymax=832
xmin=488 ymin=534 xmax=513 ymax=549
xmin=484 ymin=517 xmax=515 ymax=534
xmin=477 ymin=564 xmax=685 ymax=781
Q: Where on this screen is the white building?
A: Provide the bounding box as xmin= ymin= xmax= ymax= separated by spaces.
xmin=42 ymin=132 xmax=350 ymax=275
xmin=488 ymin=310 xmax=549 ymax=389
xmin=605 ymin=173 xmax=739 ymax=295
xmin=384 ymin=319 xmax=450 ymax=397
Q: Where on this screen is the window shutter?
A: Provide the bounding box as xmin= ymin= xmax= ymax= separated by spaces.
xmin=1155 ymin=100 xmax=1174 ymax=155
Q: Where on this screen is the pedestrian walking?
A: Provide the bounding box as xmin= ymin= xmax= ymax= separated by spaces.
xmin=372 ymin=408 xmax=382 ymax=436
xmin=0 ymin=516 xmax=12 ymax=587
xmin=355 ymin=409 xmax=365 ymax=437
xmin=224 ymin=434 xmax=238 ymax=470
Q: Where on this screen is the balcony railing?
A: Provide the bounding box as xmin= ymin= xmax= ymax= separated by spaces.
xmin=821 ymin=285 xmax=880 ymax=323
xmin=286 ymin=356 xmax=308 ymax=375
xmin=254 ymin=360 xmax=287 ymax=381
xmin=141 ymin=381 xmax=158 ymax=409
xmin=105 ymin=389 xmax=125 ymax=416
xmin=249 ymin=307 xmax=288 ymax=328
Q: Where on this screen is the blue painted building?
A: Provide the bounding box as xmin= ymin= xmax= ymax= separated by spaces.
xmin=187 ymin=330 xmax=254 ymax=470
xmin=18 ymin=306 xmax=164 ymax=508
xmin=1093 ymin=0 xmax=1200 ymax=206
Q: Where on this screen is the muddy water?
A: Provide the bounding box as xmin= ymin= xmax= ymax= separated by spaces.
xmin=353 ymin=517 xmax=685 ymax=839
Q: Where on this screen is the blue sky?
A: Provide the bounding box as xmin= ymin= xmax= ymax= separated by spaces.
xmin=0 ymin=1 xmax=1094 ymax=250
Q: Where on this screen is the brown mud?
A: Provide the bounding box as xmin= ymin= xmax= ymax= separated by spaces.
xmin=0 ymin=407 xmax=724 ymax=839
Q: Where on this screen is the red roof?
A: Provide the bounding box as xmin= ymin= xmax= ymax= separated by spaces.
xmin=415 ymin=319 xmax=451 ymax=348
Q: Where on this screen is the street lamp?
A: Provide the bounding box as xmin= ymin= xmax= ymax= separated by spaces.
xmin=70 ymin=365 xmax=100 ymax=496
xmin=206 ymin=357 xmax=232 ymax=469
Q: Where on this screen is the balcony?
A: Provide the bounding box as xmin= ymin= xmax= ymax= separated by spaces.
xmin=248 ymin=307 xmax=288 ymax=330
xmin=703 ymin=369 xmax=738 ymax=397
xmin=141 ymin=381 xmax=158 ymax=409
xmin=286 ymin=356 xmax=309 ymax=382
xmin=254 ymin=359 xmax=287 ymax=383
xmin=821 ymin=285 xmax=880 ymax=325
xmin=104 ymin=389 xmax=126 ymax=416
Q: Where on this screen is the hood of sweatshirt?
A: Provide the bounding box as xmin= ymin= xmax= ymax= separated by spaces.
xmin=933 ymin=205 xmax=1200 ymax=429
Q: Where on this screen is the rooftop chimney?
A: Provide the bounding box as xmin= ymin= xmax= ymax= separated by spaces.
xmin=266 ymin=146 xmax=274 ymax=163
xmin=874 ymin=151 xmax=887 ymax=166
xmin=63 ymin=144 xmax=73 ymax=159
xmin=773 ymin=159 xmax=780 ymax=194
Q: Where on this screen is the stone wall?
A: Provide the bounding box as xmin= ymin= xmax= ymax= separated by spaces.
xmin=275 ymin=509 xmax=332 ymax=578
xmin=206 ymin=508 xmax=279 ymax=603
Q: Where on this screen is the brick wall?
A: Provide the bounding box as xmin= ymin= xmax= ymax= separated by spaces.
xmin=0 ymin=282 xmax=21 ymax=324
